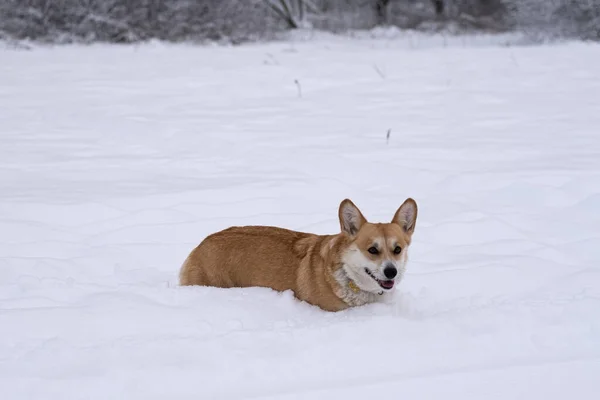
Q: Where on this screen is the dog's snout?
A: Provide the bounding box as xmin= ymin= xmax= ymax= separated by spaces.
xmin=383 ymin=264 xmax=397 ymax=279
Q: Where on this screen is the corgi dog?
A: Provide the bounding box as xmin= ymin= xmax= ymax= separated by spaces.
xmin=179 ymin=198 xmax=417 ymax=311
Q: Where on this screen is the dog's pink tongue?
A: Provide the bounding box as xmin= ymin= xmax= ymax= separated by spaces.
xmin=381 ymin=280 xmax=394 ymax=289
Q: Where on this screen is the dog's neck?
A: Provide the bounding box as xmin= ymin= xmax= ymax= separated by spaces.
xmin=333 ymin=268 xmax=385 ymax=308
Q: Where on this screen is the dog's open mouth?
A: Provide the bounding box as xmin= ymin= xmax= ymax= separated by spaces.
xmin=364 ymin=268 xmax=394 ymax=290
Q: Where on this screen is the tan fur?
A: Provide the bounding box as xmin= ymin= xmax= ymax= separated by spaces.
xmin=179 ymin=198 xmax=418 ymax=312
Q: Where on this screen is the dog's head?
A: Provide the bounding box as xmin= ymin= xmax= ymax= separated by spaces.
xmin=338 ymin=198 xmax=417 ymax=294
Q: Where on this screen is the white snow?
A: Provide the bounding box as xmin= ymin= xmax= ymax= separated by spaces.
xmin=1 ymin=34 xmax=600 ymax=399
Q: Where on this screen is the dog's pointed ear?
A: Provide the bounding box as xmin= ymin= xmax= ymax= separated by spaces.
xmin=392 ymin=198 xmax=418 ymax=235
xmin=339 ymin=199 xmax=367 ymax=236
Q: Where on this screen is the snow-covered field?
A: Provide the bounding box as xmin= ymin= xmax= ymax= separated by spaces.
xmin=1 ymin=34 xmax=600 ymax=399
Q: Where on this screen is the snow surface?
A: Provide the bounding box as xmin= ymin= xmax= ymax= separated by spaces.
xmin=1 ymin=34 xmax=600 ymax=399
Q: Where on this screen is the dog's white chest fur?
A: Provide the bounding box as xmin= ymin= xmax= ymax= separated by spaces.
xmin=333 ymin=269 xmax=390 ymax=307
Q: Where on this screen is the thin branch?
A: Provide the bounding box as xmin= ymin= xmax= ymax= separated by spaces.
xmin=373 ymin=64 xmax=386 ymax=79
xmin=279 ymin=0 xmax=297 ymax=27
xmin=264 ymin=0 xmax=298 ymax=28
xmin=303 ymin=0 xmax=321 ymax=14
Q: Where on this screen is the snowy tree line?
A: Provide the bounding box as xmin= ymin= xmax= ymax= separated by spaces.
xmin=0 ymin=0 xmax=598 ymax=43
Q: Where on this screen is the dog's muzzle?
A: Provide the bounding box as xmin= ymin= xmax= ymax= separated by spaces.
xmin=364 ymin=267 xmax=395 ymax=290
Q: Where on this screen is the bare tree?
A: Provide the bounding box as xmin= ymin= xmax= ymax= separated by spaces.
xmin=374 ymin=0 xmax=390 ymax=25
xmin=263 ymin=0 xmax=320 ymax=29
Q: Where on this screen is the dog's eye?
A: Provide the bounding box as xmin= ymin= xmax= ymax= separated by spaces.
xmin=367 ymin=246 xmax=379 ymax=255
xmin=393 ymin=246 xmax=402 ymax=254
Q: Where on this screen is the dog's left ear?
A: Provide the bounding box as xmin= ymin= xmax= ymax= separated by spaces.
xmin=392 ymin=198 xmax=418 ymax=235
xmin=339 ymin=199 xmax=367 ymax=236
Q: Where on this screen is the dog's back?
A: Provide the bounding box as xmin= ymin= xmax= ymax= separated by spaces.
xmin=179 ymin=226 xmax=312 ymax=292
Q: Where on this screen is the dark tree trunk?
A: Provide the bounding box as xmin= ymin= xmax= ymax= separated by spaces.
xmin=375 ymin=0 xmax=390 ymax=25
xmin=433 ymin=0 xmax=444 ymax=16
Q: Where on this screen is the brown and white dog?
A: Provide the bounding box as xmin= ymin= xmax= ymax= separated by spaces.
xmin=179 ymin=198 xmax=417 ymax=311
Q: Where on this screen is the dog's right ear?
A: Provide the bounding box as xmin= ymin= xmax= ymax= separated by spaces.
xmin=339 ymin=199 xmax=367 ymax=236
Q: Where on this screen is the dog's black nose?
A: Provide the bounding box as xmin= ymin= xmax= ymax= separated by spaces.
xmin=383 ymin=265 xmax=397 ymax=279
